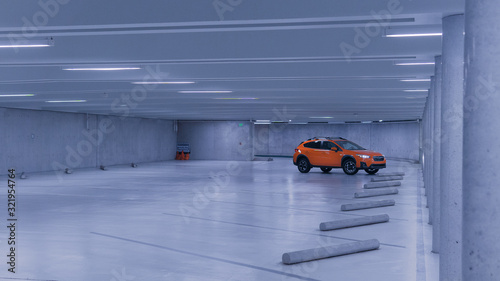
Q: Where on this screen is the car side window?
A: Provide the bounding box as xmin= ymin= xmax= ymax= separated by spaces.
xmin=304 ymin=141 xmax=321 ymax=149
xmin=321 ymin=141 xmax=332 ymax=150
xmin=321 ymin=141 xmax=339 ymax=150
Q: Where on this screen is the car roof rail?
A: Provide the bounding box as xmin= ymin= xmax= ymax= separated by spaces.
xmin=308 ymin=136 xmax=345 ymax=141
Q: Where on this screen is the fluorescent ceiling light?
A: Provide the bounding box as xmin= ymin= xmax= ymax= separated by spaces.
xmin=45 ymin=100 xmax=87 ymax=103
xmin=362 ymin=121 xmax=372 ymax=124
xmin=386 ymin=33 xmax=442 ymax=37
xmin=0 ymin=44 xmax=50 ymax=48
xmin=404 ymin=90 xmax=428 ymax=92
xmin=64 ymin=67 xmax=141 ymax=71
xmin=309 ymin=117 xmax=334 ymax=119
xmin=379 ymin=120 xmax=384 ymax=122
xmin=254 ymin=120 xmax=271 ymax=124
xmin=396 ymin=62 xmax=435 ymax=66
xmin=0 ymin=38 xmax=53 ymax=48
xmin=213 ymin=98 xmax=258 ymax=100
xmin=401 ymin=79 xmax=431 ymax=82
xmin=0 ymin=94 xmax=35 ymax=97
xmin=179 ymin=91 xmax=233 ymax=94
xmin=385 ymin=26 xmax=442 ymax=38
xmin=132 ymin=81 xmax=195 ymax=85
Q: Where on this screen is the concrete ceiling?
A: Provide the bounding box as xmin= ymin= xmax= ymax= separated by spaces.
xmin=0 ymin=0 xmax=464 ymax=122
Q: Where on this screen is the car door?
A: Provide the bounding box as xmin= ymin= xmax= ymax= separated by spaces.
xmin=302 ymin=140 xmax=323 ymax=166
xmin=321 ymin=141 xmax=342 ymax=167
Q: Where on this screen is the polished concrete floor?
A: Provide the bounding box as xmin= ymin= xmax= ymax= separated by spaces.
xmin=0 ymin=159 xmax=437 ymax=281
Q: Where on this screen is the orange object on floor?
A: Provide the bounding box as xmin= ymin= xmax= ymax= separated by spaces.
xmin=180 ymin=151 xmax=185 ymax=160
xmin=175 ymin=152 xmax=180 ymax=160
xmin=185 ymin=153 xmax=190 ymax=160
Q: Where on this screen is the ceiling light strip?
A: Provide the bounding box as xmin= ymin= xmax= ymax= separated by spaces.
xmin=45 ymin=100 xmax=87 ymax=103
xmin=386 ymin=33 xmax=442 ymax=37
xmin=179 ymin=91 xmax=233 ymax=94
xmin=0 ymin=44 xmax=50 ymax=48
xmin=213 ymin=98 xmax=258 ymax=100
xmin=396 ymin=62 xmax=435 ymax=66
xmin=64 ymin=67 xmax=141 ymax=71
xmin=401 ymin=79 xmax=431 ymax=82
xmin=0 ymin=94 xmax=35 ymax=97
xmin=132 ymin=81 xmax=195 ymax=85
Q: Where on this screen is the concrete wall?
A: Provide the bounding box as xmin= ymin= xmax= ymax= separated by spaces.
xmin=0 ymin=108 xmax=419 ymax=173
xmin=0 ymin=108 xmax=177 ymax=173
xmin=98 ymin=115 xmax=176 ymax=166
xmin=253 ymin=122 xmax=420 ymax=161
xmin=177 ymin=121 xmax=253 ymax=161
xmin=178 ymin=121 xmax=420 ymax=161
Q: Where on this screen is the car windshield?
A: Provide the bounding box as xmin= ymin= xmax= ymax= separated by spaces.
xmin=336 ymin=140 xmax=366 ymax=150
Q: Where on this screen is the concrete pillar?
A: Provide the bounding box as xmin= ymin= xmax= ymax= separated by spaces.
xmin=422 ymin=100 xmax=428 ymax=189
xmin=427 ymin=76 xmax=435 ymax=224
xmin=419 ymin=117 xmax=424 ymax=165
xmin=422 ymin=100 xmax=428 ymax=194
xmin=432 ymin=55 xmax=442 ymax=253
xmin=423 ymin=93 xmax=431 ymax=198
xmin=463 ymin=1 xmax=500 ymax=280
xmin=440 ymin=14 xmax=464 ymax=281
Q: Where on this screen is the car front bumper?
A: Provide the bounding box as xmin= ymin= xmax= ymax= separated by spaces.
xmin=360 ymin=162 xmax=386 ymax=169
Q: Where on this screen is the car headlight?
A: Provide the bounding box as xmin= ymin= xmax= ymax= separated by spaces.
xmin=356 ymin=154 xmax=370 ymax=159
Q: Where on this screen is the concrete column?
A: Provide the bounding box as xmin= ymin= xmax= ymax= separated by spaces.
xmin=463 ymin=1 xmax=500 ymax=280
xmin=419 ymin=118 xmax=424 ymax=165
xmin=440 ymin=14 xmax=464 ymax=281
xmin=425 ymin=96 xmax=431 ymax=197
xmin=432 ymin=56 xmax=442 ymax=253
xmin=427 ymin=76 xmax=435 ymax=224
xmin=422 ymin=98 xmax=429 ymax=196
xmin=425 ymin=88 xmax=432 ymax=199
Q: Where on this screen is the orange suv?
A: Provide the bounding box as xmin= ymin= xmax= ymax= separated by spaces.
xmin=293 ymin=137 xmax=386 ymax=175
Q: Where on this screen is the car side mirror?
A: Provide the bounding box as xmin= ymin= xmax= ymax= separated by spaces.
xmin=331 ymin=147 xmax=339 ymax=152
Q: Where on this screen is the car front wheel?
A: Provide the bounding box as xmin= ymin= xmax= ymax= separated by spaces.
xmin=365 ymin=168 xmax=379 ymax=175
xmin=297 ymin=158 xmax=311 ymax=173
xmin=342 ymin=159 xmax=359 ymax=175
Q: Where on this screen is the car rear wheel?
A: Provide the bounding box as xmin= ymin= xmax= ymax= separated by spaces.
xmin=342 ymin=159 xmax=358 ymax=175
xmin=320 ymin=167 xmax=332 ymax=173
xmin=297 ymin=158 xmax=311 ymax=173
xmin=365 ymin=168 xmax=379 ymax=175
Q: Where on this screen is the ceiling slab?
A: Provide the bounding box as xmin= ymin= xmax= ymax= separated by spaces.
xmin=0 ymin=0 xmax=465 ymax=122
